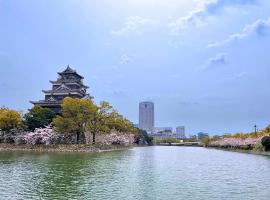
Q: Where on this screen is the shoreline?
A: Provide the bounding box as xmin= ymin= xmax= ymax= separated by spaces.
xmin=207 ymin=147 xmax=270 ymax=156
xmin=0 ymin=143 xmax=132 ymax=153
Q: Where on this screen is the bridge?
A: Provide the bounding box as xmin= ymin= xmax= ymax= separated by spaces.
xmin=157 ymin=142 xmax=202 ymax=147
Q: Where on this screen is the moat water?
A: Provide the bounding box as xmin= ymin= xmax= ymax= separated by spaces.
xmin=0 ymin=146 xmax=270 ymax=200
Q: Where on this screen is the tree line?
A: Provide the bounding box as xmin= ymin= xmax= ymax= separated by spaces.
xmin=0 ymin=97 xmax=144 ymax=144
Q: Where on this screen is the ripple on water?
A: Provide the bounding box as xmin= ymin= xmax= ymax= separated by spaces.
xmin=0 ymin=147 xmax=270 ymax=200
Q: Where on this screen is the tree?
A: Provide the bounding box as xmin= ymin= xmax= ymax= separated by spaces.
xmin=201 ymin=136 xmax=211 ymax=147
xmin=87 ymin=101 xmax=111 ymax=144
xmin=140 ymin=129 xmax=153 ymax=145
xmin=24 ymin=106 xmax=55 ymax=131
xmin=261 ymin=136 xmax=270 ymax=151
xmin=0 ymin=108 xmax=23 ymax=131
xmin=265 ymin=125 xmax=270 ymax=133
xmin=106 ymin=111 xmax=137 ymax=134
xmin=53 ymin=97 xmax=96 ymax=144
xmin=87 ymin=101 xmax=138 ymax=144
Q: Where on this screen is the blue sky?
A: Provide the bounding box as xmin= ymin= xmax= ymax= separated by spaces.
xmin=0 ymin=0 xmax=269 ymax=135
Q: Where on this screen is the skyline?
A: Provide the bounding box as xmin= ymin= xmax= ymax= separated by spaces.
xmin=0 ymin=0 xmax=270 ymax=135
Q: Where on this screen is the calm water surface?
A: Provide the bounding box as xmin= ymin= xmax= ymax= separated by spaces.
xmin=0 ymin=146 xmax=270 ymax=200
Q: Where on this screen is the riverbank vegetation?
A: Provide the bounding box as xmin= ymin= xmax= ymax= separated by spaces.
xmin=203 ymin=126 xmax=270 ymax=151
xmin=0 ymin=98 xmax=153 ymax=151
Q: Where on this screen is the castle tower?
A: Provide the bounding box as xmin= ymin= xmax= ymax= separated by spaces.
xmin=30 ymin=66 xmax=90 ymax=113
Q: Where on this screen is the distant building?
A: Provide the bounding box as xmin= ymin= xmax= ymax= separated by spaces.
xmin=152 ymin=127 xmax=173 ymax=138
xmin=176 ymin=126 xmax=186 ymax=139
xmin=139 ymin=102 xmax=154 ymax=132
xmin=30 ymin=66 xmax=90 ymax=113
xmin=197 ymin=132 xmax=209 ymax=140
xmin=153 ymin=127 xmax=173 ymax=134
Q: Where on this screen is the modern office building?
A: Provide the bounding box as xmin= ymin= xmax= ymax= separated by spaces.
xmin=176 ymin=126 xmax=186 ymax=139
xmin=139 ymin=101 xmax=154 ymax=132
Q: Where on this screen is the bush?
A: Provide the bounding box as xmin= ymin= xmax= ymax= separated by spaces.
xmin=239 ymin=145 xmax=252 ymax=150
xmin=261 ymin=136 xmax=270 ymax=151
xmin=24 ymin=106 xmax=55 ymax=131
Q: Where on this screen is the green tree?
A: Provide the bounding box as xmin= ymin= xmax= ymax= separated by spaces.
xmin=107 ymin=111 xmax=137 ymax=134
xmin=87 ymin=101 xmax=138 ymax=144
xmin=53 ymin=97 xmax=97 ymax=144
xmin=265 ymin=124 xmax=270 ymax=133
xmin=136 ymin=129 xmax=153 ymax=145
xmin=261 ymin=136 xmax=270 ymax=151
xmin=24 ymin=106 xmax=56 ymax=131
xmin=201 ymin=136 xmax=211 ymax=147
xmin=0 ymin=108 xmax=23 ymax=131
xmin=87 ymin=101 xmax=111 ymax=144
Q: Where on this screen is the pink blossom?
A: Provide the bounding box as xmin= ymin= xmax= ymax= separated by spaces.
xmin=102 ymin=131 xmax=135 ymax=146
xmin=209 ymin=135 xmax=266 ymax=147
xmin=21 ymin=126 xmax=57 ymax=145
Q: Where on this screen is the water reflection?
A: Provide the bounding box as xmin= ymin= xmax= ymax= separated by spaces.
xmin=1 ymin=147 xmax=270 ymax=200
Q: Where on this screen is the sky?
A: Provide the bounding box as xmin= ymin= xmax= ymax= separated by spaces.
xmin=0 ymin=0 xmax=270 ymax=135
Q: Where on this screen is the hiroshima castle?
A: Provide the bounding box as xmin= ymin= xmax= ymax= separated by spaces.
xmin=30 ymin=66 xmax=90 ymax=113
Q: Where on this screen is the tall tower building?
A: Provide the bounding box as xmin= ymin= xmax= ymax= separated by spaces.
xmin=139 ymin=101 xmax=154 ymax=132
xmin=176 ymin=126 xmax=186 ymax=139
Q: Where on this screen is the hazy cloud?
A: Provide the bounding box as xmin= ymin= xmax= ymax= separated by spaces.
xmin=208 ymin=18 xmax=270 ymax=47
xmin=111 ymin=16 xmax=155 ymax=36
xmin=208 ymin=53 xmax=227 ymax=65
xmin=178 ymin=101 xmax=200 ymax=106
xmin=168 ymin=0 xmax=256 ymax=35
xmin=112 ymin=90 xmax=128 ymax=96
xmin=119 ymin=54 xmax=133 ymax=65
xmin=224 ymin=72 xmax=247 ymax=81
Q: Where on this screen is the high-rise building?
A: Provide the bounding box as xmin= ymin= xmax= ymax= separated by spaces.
xmin=139 ymin=101 xmax=154 ymax=132
xmin=176 ymin=126 xmax=186 ymax=139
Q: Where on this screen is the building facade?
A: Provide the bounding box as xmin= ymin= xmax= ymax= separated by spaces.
xmin=152 ymin=127 xmax=173 ymax=138
xmin=176 ymin=126 xmax=186 ymax=139
xmin=139 ymin=101 xmax=154 ymax=132
xmin=30 ymin=66 xmax=89 ymax=113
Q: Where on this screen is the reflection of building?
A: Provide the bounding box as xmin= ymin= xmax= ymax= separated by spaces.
xmin=139 ymin=102 xmax=154 ymax=132
xmin=30 ymin=66 xmax=89 ymax=113
xmin=176 ymin=126 xmax=185 ymax=139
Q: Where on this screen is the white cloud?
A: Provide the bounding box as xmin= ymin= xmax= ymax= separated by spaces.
xmin=168 ymin=2 xmax=210 ymax=35
xmin=168 ymin=0 xmax=256 ymax=35
xmin=208 ymin=18 xmax=270 ymax=47
xmin=208 ymin=53 xmax=227 ymax=65
xmin=119 ymin=54 xmax=133 ymax=65
xmin=111 ymin=16 xmax=155 ymax=36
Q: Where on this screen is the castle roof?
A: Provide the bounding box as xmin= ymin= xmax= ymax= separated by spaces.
xmin=58 ymin=65 xmax=84 ymax=79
